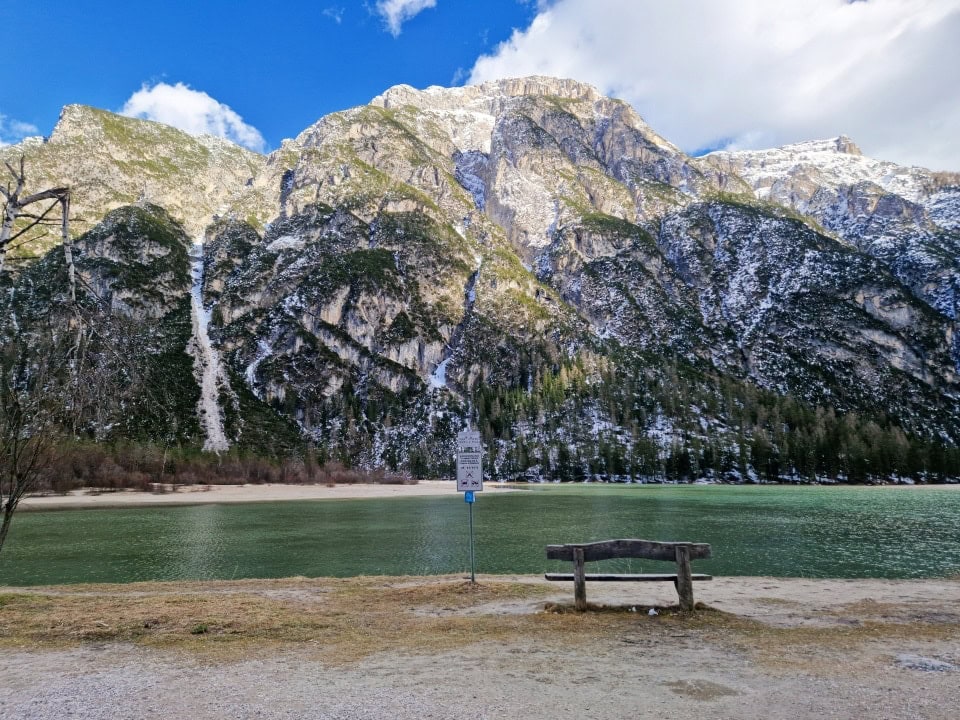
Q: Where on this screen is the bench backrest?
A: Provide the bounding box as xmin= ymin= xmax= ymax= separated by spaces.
xmin=545 ymin=538 xmax=711 ymax=562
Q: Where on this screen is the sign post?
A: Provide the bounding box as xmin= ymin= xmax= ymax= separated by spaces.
xmin=456 ymin=430 xmax=483 ymax=582
xmin=464 ymin=490 xmax=476 ymax=583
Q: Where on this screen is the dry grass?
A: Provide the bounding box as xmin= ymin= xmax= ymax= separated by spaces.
xmin=0 ymin=576 xmax=596 ymax=663
xmin=2 ymin=576 xmax=957 ymax=671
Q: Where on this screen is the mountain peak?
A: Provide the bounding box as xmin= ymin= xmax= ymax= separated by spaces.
xmin=48 ymin=104 xmax=192 ymax=148
xmin=833 ymin=135 xmax=862 ymax=155
xmin=49 ymin=104 xmax=109 ymax=141
xmin=778 ymin=135 xmax=863 ymax=156
xmin=474 ymin=75 xmax=603 ymax=102
xmin=371 ymin=75 xmax=603 ymax=110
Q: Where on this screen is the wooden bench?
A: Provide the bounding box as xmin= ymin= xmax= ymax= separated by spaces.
xmin=545 ymin=539 xmax=712 ymax=611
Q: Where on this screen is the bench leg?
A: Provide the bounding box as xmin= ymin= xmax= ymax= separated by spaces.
xmin=675 ymin=545 xmax=694 ymax=611
xmin=573 ymin=547 xmax=587 ymax=612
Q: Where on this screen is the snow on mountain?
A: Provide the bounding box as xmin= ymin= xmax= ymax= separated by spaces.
xmin=4 ymin=78 xmax=959 ymax=481
xmin=707 ymin=136 xmax=938 ymax=201
xmin=707 ymin=135 xmax=960 ymax=361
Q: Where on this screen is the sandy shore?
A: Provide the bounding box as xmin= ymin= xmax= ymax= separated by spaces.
xmin=19 ymin=480 xmax=523 ymax=509
xmin=21 ymin=480 xmax=960 ymax=511
xmin=1 ymin=575 xmax=958 ymax=719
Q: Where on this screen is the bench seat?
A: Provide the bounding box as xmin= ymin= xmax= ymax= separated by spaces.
xmin=545 ymin=539 xmax=713 ymax=611
xmin=544 ymin=572 xmax=712 ymax=582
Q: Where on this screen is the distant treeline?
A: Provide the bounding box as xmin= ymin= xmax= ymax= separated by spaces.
xmin=468 ymin=354 xmax=960 ymax=484
xmin=296 ymin=350 xmax=960 ymax=484
xmin=34 ymin=355 xmax=959 ymax=489
xmin=34 ymin=444 xmax=414 ymax=494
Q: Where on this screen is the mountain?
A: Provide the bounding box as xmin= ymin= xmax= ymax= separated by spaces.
xmin=2 ymin=77 xmax=958 ymax=482
xmin=0 ymin=105 xmax=266 ymax=260
xmin=706 ymin=137 xmax=960 ymax=334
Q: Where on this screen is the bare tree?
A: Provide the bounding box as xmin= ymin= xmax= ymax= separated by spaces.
xmin=0 ymin=156 xmax=76 ymax=554
xmin=0 ymin=334 xmax=69 ymax=553
xmin=0 ymin=276 xmax=172 ymax=555
xmin=0 ymin=156 xmax=74 ymax=300
xmin=0 ymin=158 xmax=183 ymax=555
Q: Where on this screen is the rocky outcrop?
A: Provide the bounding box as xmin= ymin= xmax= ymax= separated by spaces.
xmin=75 ymin=203 xmax=191 ymax=319
xmin=705 ymin=138 xmax=960 ymax=346
xmin=0 ymin=105 xmax=266 ymax=259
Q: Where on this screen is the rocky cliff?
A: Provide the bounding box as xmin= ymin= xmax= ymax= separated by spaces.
xmin=0 ymin=105 xmax=266 ymax=258
xmin=3 ymin=77 xmax=958 ymax=481
xmin=706 ymin=138 xmax=960 ymax=375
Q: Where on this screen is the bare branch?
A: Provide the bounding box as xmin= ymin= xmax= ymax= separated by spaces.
xmin=7 ymin=200 xmax=60 ymax=241
xmin=0 ymin=158 xmax=71 ymax=280
xmin=9 ymin=231 xmax=52 ymax=251
xmin=20 ymin=188 xmax=69 ymax=206
xmin=3 ymin=160 xmax=21 ymax=180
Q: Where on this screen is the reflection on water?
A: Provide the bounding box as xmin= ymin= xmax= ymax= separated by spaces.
xmin=2 ymin=485 xmax=959 ymax=585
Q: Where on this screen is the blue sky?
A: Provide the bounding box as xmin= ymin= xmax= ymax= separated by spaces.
xmin=1 ymin=0 xmax=536 ymax=150
xmin=2 ymin=1 xmax=959 ymax=170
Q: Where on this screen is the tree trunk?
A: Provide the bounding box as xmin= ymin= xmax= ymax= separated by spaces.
xmin=0 ymin=209 xmax=15 ymax=275
xmin=0 ymin=501 xmax=15 ymax=555
xmin=61 ymin=195 xmax=75 ymax=303
xmin=0 ymin=159 xmax=26 ymax=277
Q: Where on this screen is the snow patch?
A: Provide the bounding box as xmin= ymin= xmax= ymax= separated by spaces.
xmin=546 ymin=199 xmax=561 ymax=240
xmin=926 ymin=190 xmax=960 ymax=231
xmin=188 ymin=242 xmax=230 ymax=452
xmin=245 ymin=338 xmax=275 ymax=396
xmin=267 ymin=234 xmax=305 ymax=252
xmin=429 ymin=357 xmax=450 ymax=389
xmin=454 ymin=150 xmax=489 ymax=210
xmin=710 ymin=139 xmax=932 ymax=203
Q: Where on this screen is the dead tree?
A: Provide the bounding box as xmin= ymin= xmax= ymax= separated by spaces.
xmin=0 ymin=159 xmax=79 ymax=555
xmin=0 ymin=156 xmax=74 ymax=300
xmin=0 ymin=335 xmax=68 ymax=553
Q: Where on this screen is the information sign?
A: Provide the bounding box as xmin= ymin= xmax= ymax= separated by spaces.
xmin=456 ymin=450 xmax=483 ymax=491
xmin=456 ymin=430 xmax=482 ymax=452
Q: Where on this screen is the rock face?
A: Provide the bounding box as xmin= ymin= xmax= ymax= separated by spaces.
xmin=4 ymin=77 xmax=959 ymax=479
xmin=75 ymin=203 xmax=192 ymax=319
xmin=0 ymin=105 xmax=266 ymax=258
xmin=706 ymin=138 xmax=960 ymax=374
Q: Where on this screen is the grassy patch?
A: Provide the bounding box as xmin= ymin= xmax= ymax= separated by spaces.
xmin=0 ymin=577 xmax=561 ymax=663
xmin=1 ymin=577 xmax=956 ymax=673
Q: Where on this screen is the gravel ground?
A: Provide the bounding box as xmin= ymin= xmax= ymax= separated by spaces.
xmin=2 ymin=576 xmax=959 ymax=720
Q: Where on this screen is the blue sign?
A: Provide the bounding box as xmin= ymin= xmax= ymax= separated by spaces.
xmin=464 ymin=491 xmax=475 ymax=504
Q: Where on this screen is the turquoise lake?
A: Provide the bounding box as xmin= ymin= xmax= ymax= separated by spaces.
xmin=1 ymin=484 xmax=959 ymax=586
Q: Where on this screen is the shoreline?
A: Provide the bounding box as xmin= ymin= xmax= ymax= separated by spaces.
xmin=18 ymin=479 xmax=525 ymax=510
xmin=2 ymin=573 xmax=959 ymax=604
xmin=18 ymin=478 xmax=960 ymax=511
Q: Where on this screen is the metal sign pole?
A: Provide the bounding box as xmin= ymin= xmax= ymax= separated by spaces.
xmin=468 ymin=497 xmax=476 ymax=583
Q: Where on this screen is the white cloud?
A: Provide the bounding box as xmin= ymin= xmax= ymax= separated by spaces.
xmin=322 ymin=6 xmax=344 ymax=24
xmin=469 ymin=0 xmax=960 ymax=170
xmin=376 ymin=0 xmax=436 ymax=37
xmin=0 ymin=113 xmax=39 ymax=146
xmin=120 ymin=82 xmax=266 ymax=153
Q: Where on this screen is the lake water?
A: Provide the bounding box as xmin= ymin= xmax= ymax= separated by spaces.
xmin=2 ymin=485 xmax=959 ymax=586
